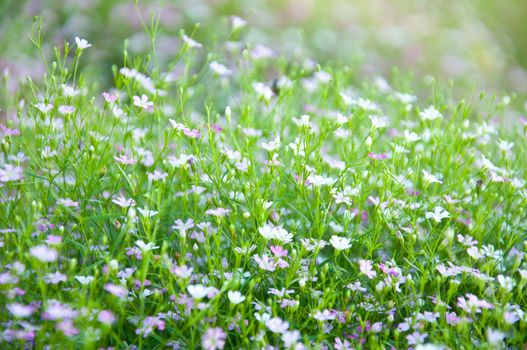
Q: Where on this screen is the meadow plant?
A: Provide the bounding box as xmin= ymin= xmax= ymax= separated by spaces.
xmin=1 ymin=14 xmax=527 ymax=350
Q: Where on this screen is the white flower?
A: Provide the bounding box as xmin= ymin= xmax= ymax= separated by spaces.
xmin=187 ymin=284 xmax=210 ymax=299
xmin=422 ymin=170 xmax=443 ymax=184
xmin=227 ymin=291 xmax=246 ymax=305
xmin=415 ymin=345 xmax=446 ymax=350
xmin=369 ymin=114 xmax=388 ymax=129
xmin=58 ymin=105 xmax=76 ymax=115
xmin=253 ymin=82 xmax=274 ymax=101
xmin=133 ymin=94 xmax=154 ymax=110
xmin=75 ymin=276 xmax=95 ymax=285
xmin=137 ymin=208 xmax=159 ymax=217
xmin=266 ymin=317 xmax=289 ymax=334
xmin=75 ymin=36 xmax=91 ymax=49
xmin=487 ymin=329 xmax=505 ymax=346
xmin=182 ymin=34 xmax=202 ymax=48
xmin=404 ymin=130 xmax=420 ymax=142
xmin=258 ymin=223 xmax=293 ymax=243
xmin=420 ymin=106 xmax=442 ymax=121
xmin=425 ymin=206 xmax=450 ymax=223
xmin=467 ymin=246 xmax=483 ymax=259
xmin=262 ymin=136 xmax=281 ymax=151
xmin=209 ymin=61 xmax=232 ymax=76
xmin=135 ymin=240 xmax=159 ymax=252
xmin=231 ymin=16 xmax=247 ymax=30
xmin=497 ymin=275 xmax=515 ymax=292
xmin=35 ymin=102 xmax=53 ymax=113
xmin=307 ymin=174 xmax=336 ymax=187
xmin=292 ymin=114 xmax=312 ymax=128
xmin=313 ymin=309 xmax=336 ymax=321
xmin=329 ymin=235 xmax=352 ymax=250
xmin=282 ymin=330 xmax=301 ymax=347
xmin=62 ymin=84 xmax=81 ymax=97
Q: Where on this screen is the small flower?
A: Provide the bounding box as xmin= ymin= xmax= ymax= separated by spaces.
xmin=182 ymin=34 xmax=202 ymax=49
xmin=43 ymin=272 xmax=67 ymax=284
xmin=75 ymin=36 xmax=91 ymax=49
xmin=253 ymin=82 xmax=274 ymax=101
xmin=35 ymin=102 xmax=54 ymax=113
xmin=425 ymin=206 xmax=450 ymax=223
xmin=114 ymin=155 xmax=136 ymax=165
xmin=253 ymin=254 xmax=277 ymax=271
xmin=7 ymin=303 xmax=34 ymax=318
xmin=329 ymin=235 xmax=352 ymax=250
xmin=135 ymin=240 xmax=159 ymax=252
xmin=359 ymin=259 xmax=377 ymax=279
xmin=368 ymin=152 xmax=389 ymax=160
xmin=147 ymin=170 xmax=168 ymax=182
xmin=30 ymin=245 xmax=58 ymax=262
xmin=209 ymin=61 xmax=232 ymax=76
xmin=202 ymin=327 xmax=227 ymax=350
xmin=0 ymin=164 xmax=24 ymax=182
xmin=137 ymin=208 xmax=159 ymax=217
xmin=75 ymin=276 xmax=95 ymax=285
xmin=133 ymin=94 xmax=154 ymax=111
xmin=57 ymin=198 xmax=79 ymax=208
xmin=420 ymin=106 xmax=442 ymax=121
xmin=487 ymin=329 xmax=505 ymax=347
xmin=104 ymin=283 xmax=128 ymax=298
xmin=227 ymin=291 xmax=246 ymax=305
xmin=262 ymin=135 xmax=281 ymax=151
xmin=231 ymin=16 xmax=247 ymax=30
xmin=258 ymin=223 xmax=293 ymax=243
xmin=98 ymin=310 xmax=116 ymax=325
xmin=42 ymin=301 xmax=78 ymax=320
xmin=206 ymin=207 xmax=230 ymax=217
xmin=112 ymin=195 xmax=136 ymax=208
xmin=266 ymin=317 xmax=289 ymax=334
xmin=102 ymin=91 xmax=117 ymax=103
xmin=422 ymin=169 xmax=443 ymax=184
xmin=282 ymin=330 xmax=301 ymax=347
xmin=187 ymin=284 xmax=210 ymax=299
xmin=58 ymin=105 xmax=76 ymax=115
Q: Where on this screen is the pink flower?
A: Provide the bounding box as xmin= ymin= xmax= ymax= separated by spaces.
xmin=368 ymin=152 xmax=389 ymax=160
xmin=57 ymin=319 xmax=79 ymax=337
xmin=114 ymin=154 xmax=137 ymax=165
xmin=270 ymin=245 xmax=288 ymax=257
xmin=136 ymin=316 xmax=165 ymax=337
xmin=42 ymin=301 xmax=78 ymax=320
xmin=30 ymin=245 xmax=58 ymax=262
xmin=57 ymin=198 xmax=79 ymax=208
xmin=104 ymin=283 xmax=128 ymax=298
xmin=102 ymin=92 xmax=117 ymax=103
xmin=359 ymin=259 xmax=377 ymax=279
xmin=334 ymin=337 xmax=353 ymax=350
xmin=201 ymin=327 xmax=227 ymax=350
xmin=45 ymin=235 xmax=62 ymax=245
xmin=183 ymin=128 xmax=201 ymax=138
xmin=98 ymin=310 xmax=117 ymax=325
xmin=253 ymin=254 xmax=277 ymax=271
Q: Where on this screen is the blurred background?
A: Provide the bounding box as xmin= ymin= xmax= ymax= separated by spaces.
xmin=1 ymin=0 xmax=527 ymax=99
